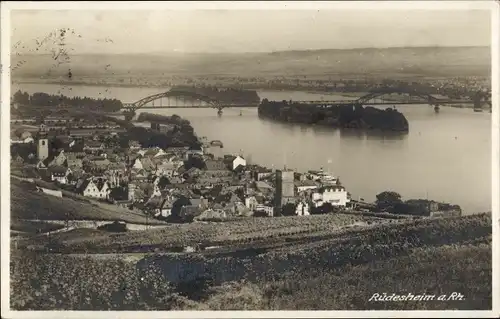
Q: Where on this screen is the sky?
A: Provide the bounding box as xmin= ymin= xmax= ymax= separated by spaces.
xmin=10 ymin=9 xmax=491 ymax=54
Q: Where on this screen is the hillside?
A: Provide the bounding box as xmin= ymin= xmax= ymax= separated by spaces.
xmin=11 ymin=46 xmax=490 ymax=79
xmin=10 ymin=213 xmax=492 ymax=310
xmin=10 ymin=178 xmax=167 ymax=225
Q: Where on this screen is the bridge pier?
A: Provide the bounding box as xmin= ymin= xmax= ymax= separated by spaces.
xmin=216 ymin=105 xmax=224 ymax=116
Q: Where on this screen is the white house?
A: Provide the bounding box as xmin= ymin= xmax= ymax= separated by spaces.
xmin=150 ymin=196 xmax=174 ymax=218
xmin=77 ymin=179 xmax=110 ymax=199
xmin=49 ymin=166 xmax=72 ymax=184
xmin=244 ymin=196 xmax=259 ymax=211
xmin=295 ymin=201 xmax=311 ymax=216
xmin=296 ymin=180 xmax=319 ymax=193
xmin=11 ymin=136 xmax=34 ymax=144
xmin=155 ymin=162 xmax=179 ymax=177
xmin=232 ymin=156 xmax=247 ymax=171
xmin=254 ymin=204 xmax=274 ymax=217
xmin=131 ymin=158 xmax=144 ymax=170
xmin=307 ymin=169 xmax=338 ymax=184
xmin=311 ymin=185 xmax=350 ymax=208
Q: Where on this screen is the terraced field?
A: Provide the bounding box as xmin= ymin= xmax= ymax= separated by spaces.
xmin=10 ymin=213 xmax=492 ymax=310
xmin=18 ymin=213 xmax=395 ymax=254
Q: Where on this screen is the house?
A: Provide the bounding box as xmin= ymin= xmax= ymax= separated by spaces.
xmin=232 ymin=156 xmax=246 ymax=171
xmin=254 ymin=204 xmax=274 ymax=217
xmin=84 ymin=140 xmax=105 ymax=152
xmin=140 ymin=157 xmax=155 ymax=171
xmin=48 ymin=150 xmax=67 ymax=167
xmin=178 ymin=205 xmax=203 ymax=221
xmin=11 ymin=136 xmax=34 ymax=144
xmin=129 ymin=140 xmax=141 ymax=150
xmin=205 ymin=159 xmax=227 ymax=171
xmin=144 ymin=147 xmax=167 ymax=158
xmin=307 ymin=169 xmax=338 ymax=185
xmin=296 ymin=179 xmax=319 ymax=193
xmin=66 ymin=157 xmax=84 ymax=169
xmin=147 ymin=195 xmax=175 ymax=218
xmin=36 ymin=159 xmax=48 ymax=170
xmin=255 ymin=181 xmax=274 ymax=193
xmin=295 ymin=201 xmax=311 ymax=216
xmin=89 ymin=157 xmax=111 ymax=170
xmin=244 ymin=196 xmax=259 ymax=211
xmin=49 ymin=166 xmax=72 ymax=184
xmin=166 ymin=146 xmax=189 ymax=156
xmin=157 ymin=197 xmax=175 ymax=217
xmin=130 ymin=157 xmax=144 ymax=170
xmin=183 ymin=167 xmax=203 ymax=179
xmin=311 ymin=185 xmax=350 ymax=208
xmin=76 ymin=178 xmax=110 ymax=199
xmin=69 ymin=129 xmax=95 ymax=138
xmin=252 ymin=166 xmax=273 ymax=181
xmin=185 ymin=147 xmax=204 ymax=160
xmin=130 ymin=156 xmax=155 ymax=172
xmin=155 ymin=162 xmax=179 ymax=177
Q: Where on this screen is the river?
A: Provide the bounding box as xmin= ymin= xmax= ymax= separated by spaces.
xmin=12 ymin=83 xmax=492 ymax=214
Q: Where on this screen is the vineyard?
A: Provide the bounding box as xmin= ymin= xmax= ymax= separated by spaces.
xmin=134 ymin=213 xmax=491 ymax=286
xmin=10 ymin=213 xmax=492 ymax=310
xmin=18 ymin=213 xmax=394 ymax=254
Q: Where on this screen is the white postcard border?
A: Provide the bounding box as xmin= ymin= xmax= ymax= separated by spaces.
xmin=1 ymin=1 xmax=498 ymax=318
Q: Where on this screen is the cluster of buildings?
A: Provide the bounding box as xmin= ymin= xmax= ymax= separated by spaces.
xmin=11 ymin=121 xmax=352 ymax=222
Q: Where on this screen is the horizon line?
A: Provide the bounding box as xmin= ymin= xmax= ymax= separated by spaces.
xmin=15 ymin=45 xmax=490 ymax=56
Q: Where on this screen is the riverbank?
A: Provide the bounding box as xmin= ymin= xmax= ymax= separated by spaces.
xmin=9 ymin=78 xmax=379 ymax=101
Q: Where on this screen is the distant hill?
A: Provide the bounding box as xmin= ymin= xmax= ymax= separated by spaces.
xmin=11 ymin=46 xmax=490 ymax=79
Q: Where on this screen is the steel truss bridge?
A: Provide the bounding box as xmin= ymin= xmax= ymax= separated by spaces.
xmin=121 ymin=88 xmax=258 ymax=120
xmin=121 ymin=87 xmax=491 ymax=121
xmin=299 ymin=87 xmax=490 ymax=108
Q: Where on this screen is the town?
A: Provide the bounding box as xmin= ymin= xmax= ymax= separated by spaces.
xmin=11 ymin=108 xmax=461 ymax=226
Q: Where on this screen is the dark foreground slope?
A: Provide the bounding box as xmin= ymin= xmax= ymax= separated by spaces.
xmin=10 ymin=214 xmax=491 ymax=310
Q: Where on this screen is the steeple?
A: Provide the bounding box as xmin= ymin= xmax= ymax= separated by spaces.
xmin=36 ymin=123 xmax=49 ymax=161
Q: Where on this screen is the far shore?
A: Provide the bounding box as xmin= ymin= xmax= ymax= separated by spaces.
xmin=12 ymin=78 xmax=368 ymax=99
xmin=12 ymin=78 xmax=480 ymax=109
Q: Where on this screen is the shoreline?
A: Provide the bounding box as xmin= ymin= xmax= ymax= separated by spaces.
xmin=12 ymin=79 xmax=481 ymax=109
xmin=11 ymin=79 xmax=375 ymax=100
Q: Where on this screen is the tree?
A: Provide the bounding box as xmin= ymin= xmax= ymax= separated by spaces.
xmin=184 ymin=155 xmax=206 ymax=170
xmin=49 ymin=137 xmax=66 ymax=156
xmin=375 ymin=191 xmax=402 ymax=212
xmin=157 ymin=176 xmax=171 ymax=189
xmin=280 ymin=203 xmax=296 ymax=216
xmin=171 ymin=196 xmax=191 ymax=218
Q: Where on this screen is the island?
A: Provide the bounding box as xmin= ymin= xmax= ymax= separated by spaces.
xmin=171 ymin=85 xmax=261 ymax=106
xmin=258 ymin=98 xmax=410 ymax=132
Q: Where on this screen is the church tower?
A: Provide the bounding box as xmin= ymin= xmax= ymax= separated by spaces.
xmin=36 ymin=123 xmax=49 ymax=161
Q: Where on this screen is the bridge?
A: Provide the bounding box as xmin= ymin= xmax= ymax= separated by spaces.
xmin=121 ymin=86 xmax=491 ymax=121
xmin=121 ymin=87 xmax=260 ymax=120
xmin=297 ymin=87 xmax=491 ymax=109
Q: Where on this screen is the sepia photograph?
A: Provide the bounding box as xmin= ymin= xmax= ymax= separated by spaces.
xmin=1 ymin=1 xmax=499 ymax=317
